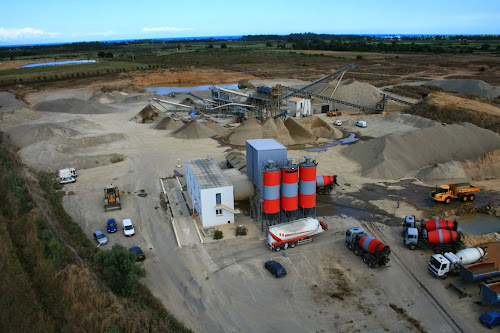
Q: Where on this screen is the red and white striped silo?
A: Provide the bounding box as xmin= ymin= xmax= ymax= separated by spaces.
xmin=262 ymin=160 xmax=280 ymax=221
xmin=280 ymin=158 xmax=298 ymax=220
xmin=298 ymin=156 xmax=317 ymax=218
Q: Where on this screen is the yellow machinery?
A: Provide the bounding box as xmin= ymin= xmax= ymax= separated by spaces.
xmin=104 ymin=185 xmax=121 ymax=212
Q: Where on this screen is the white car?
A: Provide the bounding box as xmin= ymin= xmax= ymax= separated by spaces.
xmin=333 ymin=120 xmax=342 ymax=126
xmin=356 ymin=120 xmax=367 ymax=128
xmin=59 ymin=176 xmax=76 ymax=184
xmin=122 ymin=219 xmax=135 ymax=236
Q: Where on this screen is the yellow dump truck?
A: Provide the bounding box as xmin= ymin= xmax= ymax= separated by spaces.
xmin=431 ymin=183 xmax=480 ymax=204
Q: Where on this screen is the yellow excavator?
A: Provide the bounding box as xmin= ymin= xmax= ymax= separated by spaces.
xmin=104 ymin=185 xmax=121 ymax=212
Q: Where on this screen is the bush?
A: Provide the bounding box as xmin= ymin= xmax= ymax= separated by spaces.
xmin=213 ymin=230 xmax=223 ymax=240
xmin=95 ymin=244 xmax=146 ymax=297
xmin=356 ymin=55 xmax=363 ymax=60
xmin=235 ymin=225 xmax=247 ymax=236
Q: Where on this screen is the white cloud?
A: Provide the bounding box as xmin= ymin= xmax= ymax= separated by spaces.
xmin=142 ymin=26 xmax=189 ymax=33
xmin=0 ymin=27 xmax=49 ymax=41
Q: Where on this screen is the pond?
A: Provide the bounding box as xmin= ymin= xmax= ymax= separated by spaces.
xmin=21 ymin=60 xmax=97 ymax=68
xmin=458 ymin=213 xmax=500 ymax=235
xmin=144 ymin=84 xmax=239 ymax=95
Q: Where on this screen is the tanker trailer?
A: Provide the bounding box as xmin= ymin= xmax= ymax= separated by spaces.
xmin=424 ymin=219 xmax=458 ymax=232
xmin=346 ymin=227 xmax=391 ymax=268
xmin=266 ymin=218 xmax=328 ymax=251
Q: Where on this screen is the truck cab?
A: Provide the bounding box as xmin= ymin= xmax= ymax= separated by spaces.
xmin=428 ymin=254 xmax=451 ymax=278
xmin=346 ymin=227 xmax=366 ymax=249
xmin=404 ymin=227 xmax=421 ymax=250
xmin=402 ymin=215 xmax=416 ymax=235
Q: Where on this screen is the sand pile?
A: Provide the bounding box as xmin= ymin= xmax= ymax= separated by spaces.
xmin=25 ymin=88 xmax=94 ymax=105
xmin=0 ymin=106 xmax=42 ymax=130
xmin=5 ymin=123 xmax=82 ymax=148
xmin=317 ymin=79 xmax=383 ymax=110
xmin=342 ymin=122 xmax=500 ymax=180
xmin=0 ymin=92 xmax=28 ymax=113
xmin=202 ymin=121 xmax=227 ymax=135
xmin=463 ymin=149 xmax=500 ymax=181
xmin=117 ymin=93 xmax=162 ymax=104
xmin=89 ymin=91 xmax=126 ymax=104
xmin=220 ymin=116 xmax=341 ymax=146
xmin=424 ymin=79 xmax=500 ymax=99
xmin=417 ymin=161 xmax=470 ymax=184
xmin=131 ymin=104 xmax=160 ymax=123
xmin=154 ymin=116 xmax=183 ymax=130
xmin=33 ymin=98 xmax=119 ymax=114
xmin=171 ymin=120 xmax=217 ymax=139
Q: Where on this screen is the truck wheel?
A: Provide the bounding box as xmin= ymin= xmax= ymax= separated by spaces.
xmin=368 ymin=261 xmax=375 ymax=268
xmin=290 ymin=242 xmax=296 ymax=248
xmin=409 ymin=244 xmax=417 ymax=250
xmin=440 ymin=273 xmax=448 ymax=280
xmin=469 ymin=194 xmax=475 ymax=201
xmin=274 ymin=245 xmax=281 ymax=252
xmin=461 ymin=195 xmax=468 ymax=202
xmin=444 ymin=197 xmax=451 ymax=204
xmin=347 ymin=243 xmax=353 ymax=250
xmin=363 ymin=256 xmax=368 ymax=264
xmin=353 ymin=249 xmax=360 ymax=256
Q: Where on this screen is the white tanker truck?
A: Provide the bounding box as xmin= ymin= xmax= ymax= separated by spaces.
xmin=428 ymin=247 xmax=487 ymax=279
xmin=266 ymin=218 xmax=328 ymax=251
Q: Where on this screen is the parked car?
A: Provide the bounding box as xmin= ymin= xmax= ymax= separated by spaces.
xmin=480 ymin=311 xmax=500 ymax=329
xmin=264 ymin=260 xmax=286 ymax=278
xmin=59 ymin=176 xmax=76 ymax=184
xmin=93 ymin=230 xmax=108 ymax=246
xmin=107 ymin=218 xmax=117 ymax=233
xmin=129 ymin=246 xmax=146 ymax=261
xmin=356 ymin=120 xmax=367 ymax=128
xmin=122 ymin=219 xmax=135 ymax=236
xmin=333 ymin=120 xmax=342 ymax=126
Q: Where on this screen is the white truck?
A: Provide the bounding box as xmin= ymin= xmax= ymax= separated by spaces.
xmin=428 ymin=247 xmax=487 ymax=279
xmin=58 ymin=168 xmax=77 ymax=179
xmin=266 ymin=218 xmax=328 ymax=251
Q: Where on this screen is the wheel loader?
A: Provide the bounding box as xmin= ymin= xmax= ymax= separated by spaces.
xmin=104 ymin=185 xmax=121 ymax=212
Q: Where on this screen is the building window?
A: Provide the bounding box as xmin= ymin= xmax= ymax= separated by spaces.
xmin=216 ymin=209 xmax=222 ymax=216
xmin=216 ymin=193 xmax=221 ymax=205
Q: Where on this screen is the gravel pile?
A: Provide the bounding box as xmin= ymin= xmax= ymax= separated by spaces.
xmin=171 ymin=120 xmax=217 ymax=139
xmin=342 ymin=122 xmax=500 ymax=180
xmin=33 ymin=98 xmax=119 ymax=114
xmin=5 ymin=123 xmax=82 ymax=148
xmin=131 ymin=104 xmax=160 ymax=123
xmin=424 ymin=79 xmax=500 ymax=99
xmin=0 ymin=92 xmax=28 ymax=113
xmin=154 ymin=117 xmax=183 ymax=130
xmin=0 ymin=107 xmax=42 ymax=130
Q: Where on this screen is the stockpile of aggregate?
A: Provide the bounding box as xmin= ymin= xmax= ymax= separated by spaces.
xmin=131 ymin=104 xmax=160 ymax=123
xmin=154 ymin=116 xmax=183 ymax=130
xmin=262 ymin=118 xmax=295 ymax=146
xmin=171 ymin=120 xmax=217 ymax=139
xmin=5 ymin=123 xmax=82 ymax=148
xmin=342 ymin=122 xmax=500 ymax=180
xmin=315 ymin=79 xmax=384 ymax=110
xmin=284 ymin=118 xmax=317 ymax=144
xmin=201 ymin=121 xmax=228 ymax=135
xmin=220 ymin=117 xmax=264 ymax=145
xmin=0 ymin=92 xmax=28 ymax=113
xmin=0 ymin=106 xmax=42 ymax=130
xmin=424 ymin=79 xmax=500 ymax=99
xmin=33 ymin=98 xmax=119 ymax=114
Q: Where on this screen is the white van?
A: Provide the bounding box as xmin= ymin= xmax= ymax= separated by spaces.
xmin=122 ymin=219 xmax=135 ymax=237
xmin=356 ymin=121 xmax=367 ymax=128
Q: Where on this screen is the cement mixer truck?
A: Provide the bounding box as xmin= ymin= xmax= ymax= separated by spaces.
xmin=428 ymin=247 xmax=487 ymax=279
xmin=403 ymin=216 xmax=459 ymax=253
xmin=345 ymin=227 xmax=391 ymax=268
xmin=266 ymin=218 xmax=328 ymax=251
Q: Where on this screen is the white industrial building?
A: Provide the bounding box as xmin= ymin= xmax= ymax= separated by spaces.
xmin=186 ymin=157 xmax=235 ymax=227
xmin=288 ymin=97 xmax=311 ymax=117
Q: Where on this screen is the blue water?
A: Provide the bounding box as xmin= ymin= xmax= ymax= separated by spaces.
xmin=20 ymin=60 xmax=97 ymax=68
xmin=458 ymin=214 xmax=500 ymax=235
xmin=145 ymin=84 xmax=239 ymax=95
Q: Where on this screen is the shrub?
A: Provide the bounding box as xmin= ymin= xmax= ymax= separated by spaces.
xmin=235 ymin=225 xmax=247 ymax=236
xmin=356 ymin=55 xmax=363 ymax=60
xmin=213 ymin=230 xmax=223 ymax=240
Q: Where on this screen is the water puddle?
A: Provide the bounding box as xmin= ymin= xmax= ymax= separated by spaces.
xmin=458 ymin=214 xmax=500 ymax=235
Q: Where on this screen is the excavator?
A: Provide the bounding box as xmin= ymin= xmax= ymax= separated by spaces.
xmin=104 ymin=185 xmax=121 ymax=212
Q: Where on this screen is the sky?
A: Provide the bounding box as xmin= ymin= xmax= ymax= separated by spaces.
xmin=1 ymin=0 xmax=499 ymax=46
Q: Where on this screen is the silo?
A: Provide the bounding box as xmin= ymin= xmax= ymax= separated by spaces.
xmin=280 ymin=158 xmax=298 ymax=221
xmin=262 ymin=160 xmax=280 ymax=222
xmin=298 ymin=156 xmax=317 ymax=218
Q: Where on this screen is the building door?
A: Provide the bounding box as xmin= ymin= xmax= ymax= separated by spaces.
xmin=216 ymin=193 xmax=221 ymax=205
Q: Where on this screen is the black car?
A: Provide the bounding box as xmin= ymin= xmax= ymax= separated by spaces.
xmin=264 ymin=260 xmax=286 ymax=278
xmin=129 ymin=246 xmax=146 ymax=261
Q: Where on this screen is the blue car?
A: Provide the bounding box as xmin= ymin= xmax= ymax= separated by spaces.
xmin=129 ymin=246 xmax=146 ymax=261
xmin=107 ymin=218 xmax=117 ymax=233
xmin=480 ymin=311 xmax=500 ymax=329
xmin=264 ymin=260 xmax=286 ymax=278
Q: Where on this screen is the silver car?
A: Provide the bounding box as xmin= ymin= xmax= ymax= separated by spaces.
xmin=93 ymin=230 xmax=109 ymax=246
